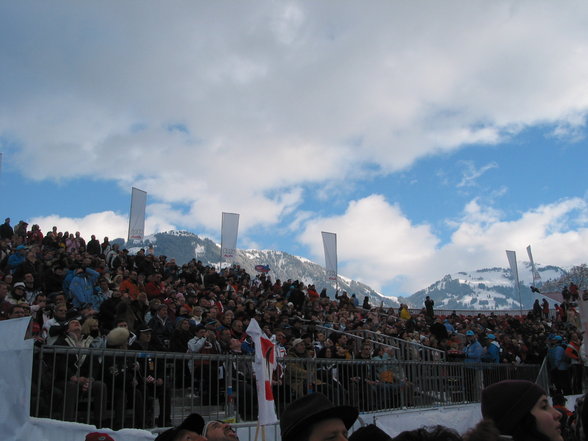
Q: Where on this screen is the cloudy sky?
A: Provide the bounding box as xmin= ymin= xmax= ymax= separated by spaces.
xmin=1 ymin=1 xmax=588 ymax=296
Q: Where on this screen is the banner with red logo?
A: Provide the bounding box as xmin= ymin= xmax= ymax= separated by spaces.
xmin=246 ymin=318 xmax=278 ymax=425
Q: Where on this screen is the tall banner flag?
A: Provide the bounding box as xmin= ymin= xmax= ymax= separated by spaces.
xmin=246 ymin=318 xmax=278 ymax=426
xmin=322 ymin=231 xmax=337 ymax=281
xmin=526 ymin=245 xmax=541 ymax=284
xmin=127 ymin=187 xmax=147 ymax=243
xmin=221 ymin=212 xmax=240 ymax=262
xmin=506 ymin=250 xmax=523 ymax=312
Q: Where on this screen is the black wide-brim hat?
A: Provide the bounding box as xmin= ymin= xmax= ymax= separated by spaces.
xmin=154 ymin=413 xmax=205 ymax=441
xmin=280 ymin=393 xmax=359 ymax=441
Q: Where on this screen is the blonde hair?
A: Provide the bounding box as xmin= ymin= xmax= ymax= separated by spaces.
xmin=81 ymin=317 xmax=98 ymax=335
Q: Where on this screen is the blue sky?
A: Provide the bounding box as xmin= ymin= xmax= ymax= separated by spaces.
xmin=1 ymin=1 xmax=588 ymax=297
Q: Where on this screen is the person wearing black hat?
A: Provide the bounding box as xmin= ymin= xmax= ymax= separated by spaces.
xmin=465 ymin=380 xmax=562 ymax=441
xmin=130 ymin=325 xmax=172 ymax=427
xmin=280 ymin=393 xmax=359 ymax=441
xmin=154 ymin=413 xmax=206 ymax=441
xmin=349 ymin=424 xmax=392 ymax=441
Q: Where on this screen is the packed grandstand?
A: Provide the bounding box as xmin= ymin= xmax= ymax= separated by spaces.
xmin=0 ymin=218 xmax=582 ymax=431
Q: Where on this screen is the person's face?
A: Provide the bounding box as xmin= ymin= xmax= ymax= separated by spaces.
xmin=10 ymin=307 xmax=25 ymax=318
xmin=361 ymin=346 xmax=372 ymax=357
xmin=308 ymin=418 xmax=348 ymax=441
xmin=158 ymin=307 xmax=168 ymax=318
xmin=223 ymin=313 xmax=233 ymax=325
xmin=531 ymin=395 xmax=562 ymax=441
xmin=68 ymin=320 xmax=82 ymax=333
xmin=117 ymin=321 xmax=128 ymax=328
xmin=181 ymin=320 xmax=190 ymax=330
xmin=140 ymin=331 xmax=152 ymax=342
xmin=205 ymin=421 xmax=239 ymax=441
xmin=54 ymin=305 xmax=67 ymax=319
xmin=295 ymin=342 xmax=306 ymax=354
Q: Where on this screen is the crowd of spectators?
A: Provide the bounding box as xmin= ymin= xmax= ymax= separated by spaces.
xmin=0 ymin=217 xmax=585 ymax=426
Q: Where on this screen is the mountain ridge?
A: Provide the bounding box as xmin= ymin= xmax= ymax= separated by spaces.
xmin=125 ymin=230 xmax=575 ymax=310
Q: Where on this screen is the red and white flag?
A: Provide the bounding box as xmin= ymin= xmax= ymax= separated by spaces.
xmin=246 ymin=318 xmax=278 ymax=425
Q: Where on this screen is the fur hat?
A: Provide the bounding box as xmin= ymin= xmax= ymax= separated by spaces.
xmin=481 ymin=380 xmax=545 ymax=435
xmin=106 ymin=327 xmax=130 ymax=347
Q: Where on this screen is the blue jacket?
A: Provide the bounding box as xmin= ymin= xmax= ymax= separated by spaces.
xmin=464 ymin=340 xmax=483 ymax=363
xmin=482 ymin=341 xmax=501 ymax=363
xmin=69 ymin=268 xmax=100 ymax=309
xmin=548 ymin=345 xmax=569 ymax=371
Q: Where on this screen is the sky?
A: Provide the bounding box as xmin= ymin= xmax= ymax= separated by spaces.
xmin=1 ymin=1 xmax=588 ymax=297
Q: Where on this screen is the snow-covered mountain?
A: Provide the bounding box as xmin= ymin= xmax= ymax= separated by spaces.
xmin=405 ymin=264 xmax=567 ymax=310
xmin=127 ymin=231 xmax=397 ymax=307
xmin=126 ymin=231 xmax=573 ymax=310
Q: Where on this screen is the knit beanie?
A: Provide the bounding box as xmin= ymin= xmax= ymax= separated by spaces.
xmin=481 ymin=380 xmax=546 ymax=435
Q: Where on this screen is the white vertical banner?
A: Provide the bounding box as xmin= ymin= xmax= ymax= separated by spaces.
xmin=246 ymin=318 xmax=278 ymax=426
xmin=221 ymin=212 xmax=240 ymax=262
xmin=322 ymin=231 xmax=337 ymax=281
xmin=506 ymin=250 xmax=520 ymax=287
xmin=526 ymin=245 xmax=541 ymax=284
xmin=506 ymin=250 xmax=523 ymax=311
xmin=127 ymin=187 xmax=147 ymax=242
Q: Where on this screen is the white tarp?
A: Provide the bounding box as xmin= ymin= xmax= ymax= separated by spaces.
xmin=321 ymin=231 xmax=337 ymax=281
xmin=221 ymin=212 xmax=240 ymax=262
xmin=128 ymin=187 xmax=147 ymax=242
xmin=375 ymin=404 xmax=481 ymax=437
xmin=0 ymin=317 xmax=32 ymax=437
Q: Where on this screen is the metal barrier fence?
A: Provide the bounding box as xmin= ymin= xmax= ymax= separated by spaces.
xmin=343 ymin=328 xmax=447 ymax=362
xmin=31 ymin=346 xmax=542 ymax=430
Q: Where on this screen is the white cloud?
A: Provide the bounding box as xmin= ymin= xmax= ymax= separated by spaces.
xmin=457 ymin=161 xmax=499 ymax=188
xmin=298 ymin=195 xmax=440 ymax=291
xmin=30 ymin=212 xmax=129 ymax=243
xmin=2 ymin=1 xmax=588 ymax=234
xmin=299 ymin=195 xmax=588 ymax=294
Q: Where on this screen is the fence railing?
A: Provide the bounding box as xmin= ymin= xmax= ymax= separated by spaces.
xmin=31 ymin=345 xmax=542 ymax=430
xmin=343 ymin=328 xmax=447 ymax=362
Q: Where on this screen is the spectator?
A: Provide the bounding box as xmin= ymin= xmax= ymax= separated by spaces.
xmin=0 ymin=217 xmax=14 ymax=240
xmin=50 ymin=318 xmax=107 ymax=426
xmin=149 ymin=304 xmax=175 ymax=351
xmin=102 ymin=326 xmax=145 ymax=429
xmin=424 ymin=296 xmax=435 ymax=319
xmin=86 ymin=235 xmax=101 ymax=256
xmin=465 ymin=380 xmax=562 ymax=441
xmin=69 ymin=266 xmax=101 ymax=310
xmin=154 ymin=413 xmax=205 ymax=441
xmin=279 ymin=393 xmax=358 ymax=441
xmin=481 ymin=334 xmax=501 ymax=363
